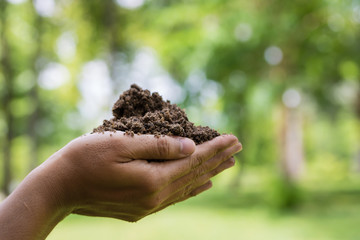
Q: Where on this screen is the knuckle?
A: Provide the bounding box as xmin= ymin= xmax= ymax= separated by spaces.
xmin=184 ymin=184 xmax=194 ymax=196
xmin=190 ymin=156 xmax=209 ymax=176
xmin=156 ymin=137 xmax=171 ymax=156
xmin=212 ymin=167 xmax=222 ymax=177
xmin=189 ymin=155 xmax=203 ymax=170
xmin=193 ymin=167 xmax=203 ymax=180
xmin=189 ymin=189 xmax=198 ymax=197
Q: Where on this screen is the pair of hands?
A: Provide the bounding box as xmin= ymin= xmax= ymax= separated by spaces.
xmin=0 ymin=132 xmax=242 ymax=240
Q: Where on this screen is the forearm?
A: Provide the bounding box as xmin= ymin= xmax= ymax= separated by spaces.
xmin=0 ymin=154 xmax=73 ymax=240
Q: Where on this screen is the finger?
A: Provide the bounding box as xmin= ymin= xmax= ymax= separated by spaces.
xmin=189 ymin=180 xmax=213 ymax=197
xmin=192 ymin=143 xmax=241 ymax=178
xmin=110 ymin=132 xmax=196 ymax=160
xmin=158 ymin=137 xmax=241 ymax=182
xmin=164 ymin=156 xmax=236 ymax=199
xmin=111 ymin=139 xmax=240 ymax=193
xmin=184 ymin=157 xmax=235 ymax=190
xmin=192 ymin=135 xmax=240 ymax=168
xmin=152 ymin=181 xmax=213 ymax=215
xmin=161 ymin=181 xmax=213 ymax=209
xmin=157 ymin=157 xmax=235 ymax=204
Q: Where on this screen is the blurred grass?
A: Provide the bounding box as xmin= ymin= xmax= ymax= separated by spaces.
xmin=48 ymin=196 xmax=360 ymax=240
xmin=47 ymin=169 xmax=360 ymax=240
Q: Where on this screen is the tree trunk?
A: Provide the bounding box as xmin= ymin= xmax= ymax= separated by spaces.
xmin=354 ymin=90 xmax=360 ymax=172
xmin=28 ymin=1 xmax=43 ymax=172
xmin=275 ymin=104 xmax=304 ymax=209
xmin=0 ymin=0 xmax=14 ymax=195
xmin=280 ymin=105 xmax=304 ymax=181
xmin=105 ymin=0 xmax=118 ymax=88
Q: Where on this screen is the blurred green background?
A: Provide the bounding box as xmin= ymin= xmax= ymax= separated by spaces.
xmin=1 ymin=0 xmax=360 ymax=239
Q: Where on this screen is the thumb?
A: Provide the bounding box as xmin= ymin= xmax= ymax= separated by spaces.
xmin=120 ymin=134 xmax=196 ymax=160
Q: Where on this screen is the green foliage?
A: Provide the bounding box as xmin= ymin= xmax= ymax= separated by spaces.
xmin=0 ymin=0 xmax=359 ymax=212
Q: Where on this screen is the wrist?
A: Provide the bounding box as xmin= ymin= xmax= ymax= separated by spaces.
xmin=36 ymin=148 xmax=80 ymax=210
xmin=0 ymin=151 xmax=74 ymax=240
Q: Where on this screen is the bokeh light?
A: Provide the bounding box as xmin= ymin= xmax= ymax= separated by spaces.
xmin=234 ymin=23 xmax=253 ymax=42
xmin=38 ymin=63 xmax=70 ymax=90
xmin=282 ymin=89 xmax=301 ymax=108
xmin=264 ymin=46 xmax=283 ymax=66
xmin=33 ymin=0 xmax=56 ymax=17
xmin=116 ymin=0 xmax=145 ymax=9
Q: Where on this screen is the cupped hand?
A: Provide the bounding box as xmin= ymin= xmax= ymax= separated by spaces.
xmin=55 ymin=132 xmax=242 ymax=222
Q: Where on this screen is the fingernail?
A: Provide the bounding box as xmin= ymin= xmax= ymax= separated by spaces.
xmin=180 ymin=138 xmax=196 ymax=155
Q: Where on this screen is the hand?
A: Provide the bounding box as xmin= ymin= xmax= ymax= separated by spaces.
xmin=58 ymin=132 xmax=242 ymax=222
xmin=0 ymin=132 xmax=242 ymax=240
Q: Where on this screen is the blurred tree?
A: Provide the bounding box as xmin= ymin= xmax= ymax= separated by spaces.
xmin=27 ymin=0 xmax=43 ymax=172
xmin=0 ymin=0 xmax=358 ymax=208
xmin=0 ymin=0 xmax=14 ymax=195
xmin=129 ymin=0 xmax=360 ymax=207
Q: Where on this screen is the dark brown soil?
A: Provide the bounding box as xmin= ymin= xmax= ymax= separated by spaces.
xmin=92 ymin=84 xmax=220 ymax=145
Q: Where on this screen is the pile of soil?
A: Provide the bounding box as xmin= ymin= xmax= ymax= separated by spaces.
xmin=92 ymin=84 xmax=220 ymax=145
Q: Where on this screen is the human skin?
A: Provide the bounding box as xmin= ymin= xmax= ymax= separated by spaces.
xmin=0 ymin=132 xmax=242 ymax=240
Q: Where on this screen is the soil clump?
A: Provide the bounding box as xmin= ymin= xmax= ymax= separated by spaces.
xmin=92 ymin=84 xmax=220 ymax=145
